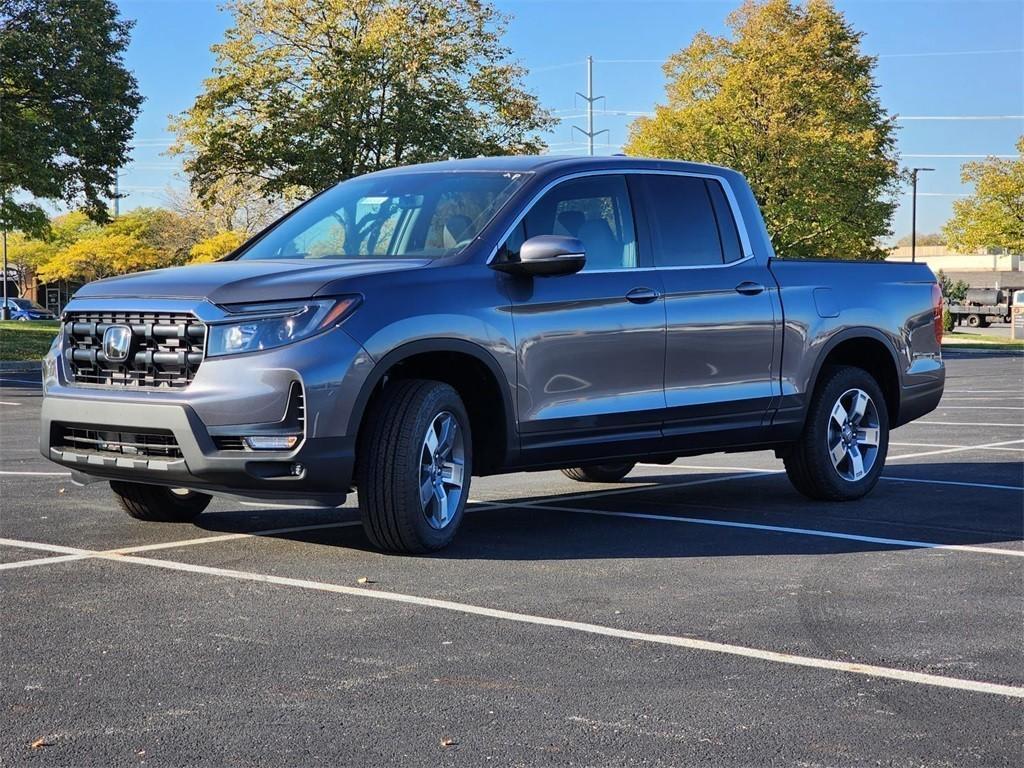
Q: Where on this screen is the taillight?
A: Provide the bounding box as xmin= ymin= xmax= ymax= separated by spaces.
xmin=932 ymin=283 xmax=943 ymax=344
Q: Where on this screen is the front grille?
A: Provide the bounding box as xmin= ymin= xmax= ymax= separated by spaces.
xmin=55 ymin=425 xmax=183 ymax=459
xmin=65 ymin=310 xmax=206 ymax=388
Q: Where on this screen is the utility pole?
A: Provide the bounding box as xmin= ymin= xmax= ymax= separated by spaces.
xmin=1 ymin=229 xmax=8 ymax=321
xmin=572 ymin=56 xmax=607 ymax=156
xmin=910 ymin=167 xmax=934 ymax=263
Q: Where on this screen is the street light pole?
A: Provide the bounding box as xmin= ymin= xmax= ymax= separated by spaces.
xmin=910 ymin=167 xmax=934 ymax=263
xmin=1 ymin=229 xmax=8 ymax=321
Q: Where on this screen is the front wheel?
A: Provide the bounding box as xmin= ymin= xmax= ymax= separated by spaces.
xmin=356 ymin=379 xmax=472 ymax=554
xmin=562 ymin=462 xmax=636 ymax=483
xmin=783 ymin=366 xmax=889 ymax=501
xmin=110 ymin=481 xmax=211 ymax=522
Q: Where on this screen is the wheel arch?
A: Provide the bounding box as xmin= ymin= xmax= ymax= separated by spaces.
xmin=806 ymin=328 xmax=903 ymax=426
xmin=348 ymin=338 xmax=517 ymax=475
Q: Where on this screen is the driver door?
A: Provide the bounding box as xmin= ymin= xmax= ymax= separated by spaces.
xmin=499 ymin=174 xmax=667 ymax=462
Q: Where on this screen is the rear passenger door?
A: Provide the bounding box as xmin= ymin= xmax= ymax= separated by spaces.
xmin=635 ymin=173 xmax=778 ymax=440
xmin=498 ymin=174 xmax=667 ymax=460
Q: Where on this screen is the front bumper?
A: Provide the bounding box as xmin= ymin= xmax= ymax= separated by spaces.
xmin=42 ymin=395 xmax=355 ymax=504
xmin=40 ymin=303 xmax=375 ymax=505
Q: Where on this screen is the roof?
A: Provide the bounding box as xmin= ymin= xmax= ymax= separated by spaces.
xmin=370 ymin=154 xmax=737 ymax=177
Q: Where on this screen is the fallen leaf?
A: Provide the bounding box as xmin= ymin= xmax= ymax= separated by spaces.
xmin=440 ymin=738 xmax=457 ymax=748
xmin=57 ymin=488 xmax=65 ymax=494
xmin=356 ymin=577 xmax=375 ymax=585
xmin=30 ymin=737 xmax=50 ymax=749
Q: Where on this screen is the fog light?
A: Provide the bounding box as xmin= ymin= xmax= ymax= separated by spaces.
xmin=290 ymin=463 xmax=304 ymax=477
xmin=244 ymin=435 xmax=299 ymax=450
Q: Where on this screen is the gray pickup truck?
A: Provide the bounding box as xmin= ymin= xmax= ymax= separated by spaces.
xmin=40 ymin=156 xmax=945 ymax=553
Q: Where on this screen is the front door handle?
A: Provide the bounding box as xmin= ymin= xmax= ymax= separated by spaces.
xmin=735 ymin=281 xmax=765 ymax=296
xmin=625 ymin=286 xmax=661 ymax=304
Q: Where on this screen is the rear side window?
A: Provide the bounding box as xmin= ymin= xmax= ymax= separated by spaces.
xmin=641 ymin=175 xmax=743 ymax=267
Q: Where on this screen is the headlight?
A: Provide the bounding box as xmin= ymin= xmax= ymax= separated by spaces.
xmin=207 ymin=296 xmax=360 ymax=357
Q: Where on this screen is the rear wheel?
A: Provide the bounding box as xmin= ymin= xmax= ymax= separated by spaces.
xmin=561 ymin=462 xmax=636 ymax=483
xmin=966 ymin=314 xmax=981 ymax=327
xmin=783 ymin=366 xmax=889 ymax=501
xmin=110 ymin=481 xmax=211 ymax=522
xmin=356 ymin=379 xmax=471 ymax=553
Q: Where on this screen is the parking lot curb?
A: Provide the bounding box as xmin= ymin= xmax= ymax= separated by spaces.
xmin=0 ymin=360 xmax=42 ymax=372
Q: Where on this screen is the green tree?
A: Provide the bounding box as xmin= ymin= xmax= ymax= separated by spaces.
xmin=171 ymin=0 xmax=553 ymax=209
xmin=943 ymin=137 xmax=1024 ymax=253
xmin=626 ymin=0 xmax=899 ymax=260
xmin=935 ymin=269 xmax=969 ymax=303
xmin=0 ymin=0 xmax=142 ymax=236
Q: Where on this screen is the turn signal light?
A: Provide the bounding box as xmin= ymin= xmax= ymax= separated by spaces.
xmin=244 ymin=435 xmax=299 ymax=450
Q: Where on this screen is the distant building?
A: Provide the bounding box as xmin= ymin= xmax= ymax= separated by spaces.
xmin=886 ymin=246 xmax=1022 ymax=289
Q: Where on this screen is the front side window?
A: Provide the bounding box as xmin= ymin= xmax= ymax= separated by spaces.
xmin=237 ymin=171 xmax=527 ymax=261
xmin=500 ymin=175 xmax=638 ymax=271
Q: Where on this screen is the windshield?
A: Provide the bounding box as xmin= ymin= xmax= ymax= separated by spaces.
xmin=237 ymin=171 xmax=528 ymax=261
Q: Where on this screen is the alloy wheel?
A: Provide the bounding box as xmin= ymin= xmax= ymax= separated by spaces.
xmin=826 ymin=388 xmax=881 ymax=482
xmin=419 ymin=411 xmax=465 ymax=530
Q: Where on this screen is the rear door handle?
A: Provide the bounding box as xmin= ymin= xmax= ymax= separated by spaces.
xmin=735 ymin=281 xmax=765 ymax=296
xmin=625 ymin=286 xmax=661 ymax=304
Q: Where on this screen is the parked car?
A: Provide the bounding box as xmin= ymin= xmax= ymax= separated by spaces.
xmin=40 ymin=156 xmax=945 ymax=553
xmin=3 ymin=297 xmax=56 ymax=321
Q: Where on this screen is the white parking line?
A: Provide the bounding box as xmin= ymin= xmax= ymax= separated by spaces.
xmin=0 ymin=520 xmax=361 ymax=569
xmin=477 ymin=499 xmax=1024 ymax=559
xmin=0 ymin=401 xmax=20 ymax=406
xmin=637 ymin=462 xmax=1023 ymax=493
xmin=0 ymin=553 xmax=92 ymax=571
xmin=0 ymin=534 xmax=1020 ymax=699
xmin=936 ymin=405 xmax=1024 ymax=410
xmin=891 ymin=441 xmax=1024 ymax=452
xmin=888 ymin=439 xmax=1024 ymax=460
xmin=0 ymin=470 xmax=71 ymax=477
xmin=915 ymin=421 xmax=1024 ymax=428
xmin=884 ymin=476 xmax=1024 ymax=492
xmin=945 ymin=390 xmax=1023 ymax=394
xmin=940 ymin=396 xmax=1024 ymax=401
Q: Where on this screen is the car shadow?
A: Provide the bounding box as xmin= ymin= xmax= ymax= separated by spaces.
xmin=191 ymin=461 xmax=1024 ymax=561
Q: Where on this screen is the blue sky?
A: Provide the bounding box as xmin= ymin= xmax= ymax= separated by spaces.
xmin=116 ymin=0 xmax=1023 ymax=240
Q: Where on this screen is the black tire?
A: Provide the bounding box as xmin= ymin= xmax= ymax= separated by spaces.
xmin=355 ymin=379 xmax=472 ymax=554
xmin=978 ymin=317 xmax=991 ymax=328
xmin=783 ymin=366 xmax=889 ymax=501
xmin=110 ymin=481 xmax=211 ymax=522
xmin=561 ymin=462 xmax=636 ymax=483
xmin=966 ymin=314 xmax=981 ymax=327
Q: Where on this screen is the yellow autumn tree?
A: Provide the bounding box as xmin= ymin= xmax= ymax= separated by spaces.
xmin=190 ymin=231 xmax=244 ymax=263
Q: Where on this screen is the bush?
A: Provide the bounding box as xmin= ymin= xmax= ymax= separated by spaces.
xmin=942 ymin=308 xmax=956 ymax=333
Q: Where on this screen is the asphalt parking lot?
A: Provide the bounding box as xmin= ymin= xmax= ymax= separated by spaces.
xmin=1 ymin=352 xmax=1022 ymax=767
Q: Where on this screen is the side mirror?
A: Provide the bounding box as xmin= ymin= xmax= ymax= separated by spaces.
xmin=494 ymin=235 xmax=586 ymax=277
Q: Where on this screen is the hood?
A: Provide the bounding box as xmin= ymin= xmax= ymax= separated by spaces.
xmin=73 ymin=258 xmax=431 ymax=305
